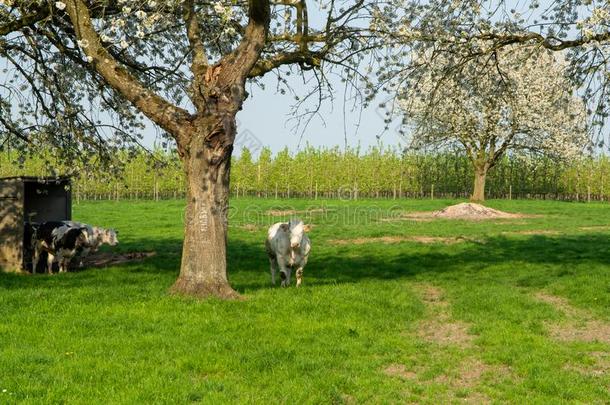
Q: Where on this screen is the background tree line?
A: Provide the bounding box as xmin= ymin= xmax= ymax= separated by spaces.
xmin=2 ymin=146 xmax=609 ymax=202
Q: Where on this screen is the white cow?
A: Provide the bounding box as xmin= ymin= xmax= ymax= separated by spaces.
xmin=265 ymin=219 xmax=311 ymax=287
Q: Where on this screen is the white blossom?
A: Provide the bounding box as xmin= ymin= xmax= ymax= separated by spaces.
xmin=213 ymin=2 xmax=225 ymax=14
xmin=55 ymin=1 xmax=66 ymax=10
xmin=399 ymin=45 xmax=588 ymax=164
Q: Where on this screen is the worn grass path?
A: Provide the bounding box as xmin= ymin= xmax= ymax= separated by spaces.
xmin=1 ymin=198 xmax=609 ymax=403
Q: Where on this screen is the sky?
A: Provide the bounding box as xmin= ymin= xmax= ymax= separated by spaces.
xmin=143 ymin=71 xmax=407 ymax=157
xmin=233 ymin=75 xmax=406 ymax=157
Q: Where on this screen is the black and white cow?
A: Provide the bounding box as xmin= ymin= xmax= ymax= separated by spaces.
xmin=62 ymin=221 xmax=119 ymax=266
xmin=31 ymin=221 xmax=90 ymax=274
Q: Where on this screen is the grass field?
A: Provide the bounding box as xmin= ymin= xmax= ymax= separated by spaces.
xmin=1 ymin=198 xmax=609 ymax=403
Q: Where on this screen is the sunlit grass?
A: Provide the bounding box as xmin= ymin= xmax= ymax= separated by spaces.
xmin=1 ymin=198 xmax=609 ymax=403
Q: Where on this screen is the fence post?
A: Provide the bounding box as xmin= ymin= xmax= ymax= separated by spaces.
xmin=509 ymin=185 xmax=512 ymax=200
xmin=587 ymin=185 xmax=591 ymax=203
xmin=431 ymin=184 xmax=434 ymax=200
xmin=315 ymin=182 xmax=318 ymax=200
xmin=275 ymin=183 xmax=278 ymax=199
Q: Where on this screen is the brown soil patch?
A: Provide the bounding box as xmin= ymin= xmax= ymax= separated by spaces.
xmin=384 ymin=364 xmax=417 ymax=379
xmin=535 ymin=292 xmax=582 ymax=317
xmin=239 ymin=224 xmax=259 ymax=232
xmin=329 ymin=236 xmax=471 ymax=246
xmin=419 ymin=321 xmax=474 ymax=347
xmin=502 ymin=230 xmax=560 ymax=236
xmin=421 ymin=284 xmax=444 ymax=303
xmin=579 ymin=225 xmax=610 ymax=231
xmin=339 ymin=394 xmax=356 ymax=404
xmin=380 ymin=213 xmax=435 ymax=223
xmin=266 ymin=208 xmax=329 ymax=216
xmin=384 ymin=357 xmax=513 ymax=404
xmin=535 ymin=292 xmax=610 ymax=344
xmin=493 ymin=220 xmax=530 ymax=225
xmin=415 ymin=283 xmax=474 ymax=348
xmin=82 ymin=251 xmax=156 ymax=268
xmin=548 ymin=321 xmax=610 ymax=344
xmin=565 ymin=351 xmax=610 ymax=377
xmin=435 ymin=359 xmax=487 ymax=388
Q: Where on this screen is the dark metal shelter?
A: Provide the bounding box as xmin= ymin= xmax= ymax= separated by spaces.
xmin=0 ymin=176 xmax=71 ymax=272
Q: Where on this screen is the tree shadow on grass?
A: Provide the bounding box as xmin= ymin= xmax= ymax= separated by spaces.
xmin=230 ymin=233 xmax=610 ymax=292
xmin=2 ymin=233 xmax=609 ymax=293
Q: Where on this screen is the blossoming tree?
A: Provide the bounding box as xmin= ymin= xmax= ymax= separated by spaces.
xmin=0 ymin=0 xmax=384 ymax=298
xmin=373 ymin=1 xmax=610 ymax=146
xmin=399 ymin=46 xmax=588 ymax=202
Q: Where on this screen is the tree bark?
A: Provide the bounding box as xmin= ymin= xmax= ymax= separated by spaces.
xmin=64 ymin=0 xmax=270 ymax=300
xmin=471 ymin=166 xmax=487 ymax=202
xmin=170 ymin=114 xmax=240 ymax=299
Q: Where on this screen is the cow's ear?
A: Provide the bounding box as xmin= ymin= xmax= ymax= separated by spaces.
xmin=303 ymin=224 xmax=312 ymax=232
xmin=280 ymin=223 xmax=290 ymax=232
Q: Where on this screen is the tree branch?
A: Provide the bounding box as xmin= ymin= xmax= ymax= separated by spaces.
xmin=184 ymin=0 xmax=208 ymax=110
xmin=214 ymin=0 xmax=270 ymax=88
xmin=248 ymin=50 xmax=321 ymax=77
xmin=478 ymin=30 xmax=610 ymax=51
xmin=0 ymin=4 xmax=50 ymax=36
xmin=63 ymin=0 xmax=193 ymax=144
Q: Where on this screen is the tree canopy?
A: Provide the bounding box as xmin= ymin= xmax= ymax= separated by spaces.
xmin=0 ymin=0 xmax=382 ymax=168
xmin=399 ymin=45 xmax=588 ymax=200
xmin=374 ymin=0 xmax=610 ymax=147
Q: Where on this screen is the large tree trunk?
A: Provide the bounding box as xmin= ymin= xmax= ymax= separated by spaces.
xmin=170 ymin=114 xmax=240 ymax=299
xmin=471 ymin=166 xmax=487 ymax=202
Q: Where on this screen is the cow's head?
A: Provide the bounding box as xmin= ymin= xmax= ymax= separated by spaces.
xmin=103 ymin=229 xmax=119 ymax=246
xmin=78 ymin=227 xmax=91 ymax=245
xmin=94 ymin=227 xmax=119 ymax=246
xmin=288 ymin=219 xmax=306 ymax=249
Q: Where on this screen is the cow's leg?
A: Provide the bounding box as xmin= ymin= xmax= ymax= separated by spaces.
xmin=59 ymin=255 xmax=68 ymax=273
xmin=277 ymin=256 xmax=290 ymax=287
xmin=296 ymin=256 xmax=308 ymax=288
xmin=32 ymin=246 xmax=39 ymax=274
xmin=46 ymin=252 xmax=55 ymax=275
xmin=78 ymin=248 xmax=90 ymax=268
xmin=284 ymin=267 xmax=292 ymax=287
xmin=269 ymin=257 xmax=278 ymax=285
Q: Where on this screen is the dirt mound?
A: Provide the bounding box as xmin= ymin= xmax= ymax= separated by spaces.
xmin=82 ymin=251 xmax=156 ymax=268
xmin=433 ymin=203 xmax=525 ymax=220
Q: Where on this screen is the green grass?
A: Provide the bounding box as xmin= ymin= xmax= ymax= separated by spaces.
xmin=1 ymin=198 xmax=610 ymax=403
